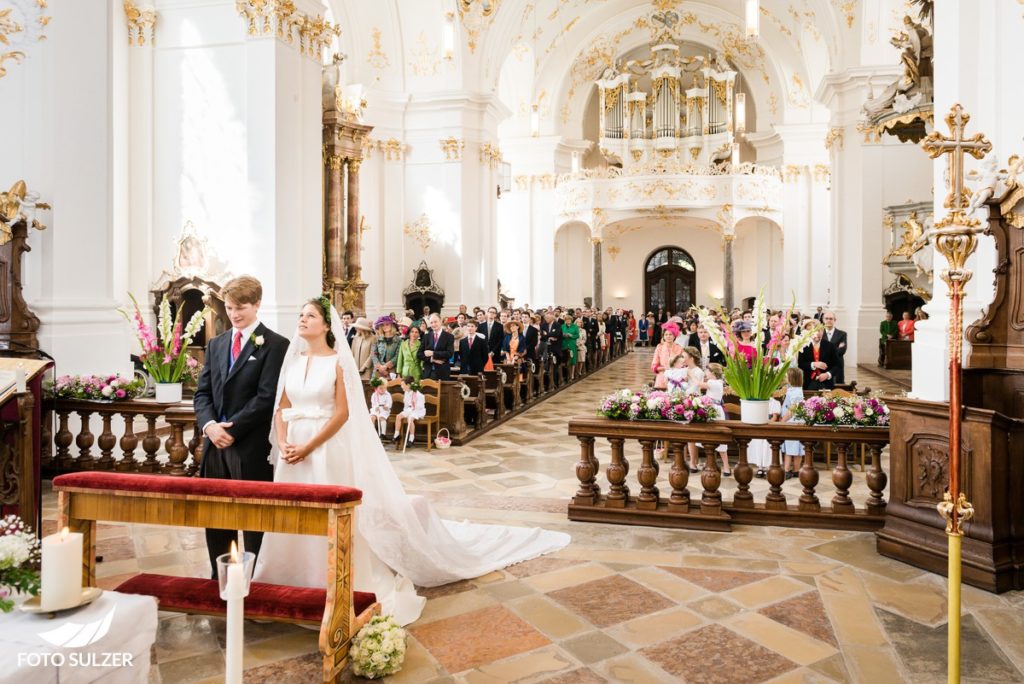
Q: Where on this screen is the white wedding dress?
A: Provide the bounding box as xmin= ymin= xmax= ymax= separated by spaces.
xmin=253 ymin=313 xmax=570 ymax=625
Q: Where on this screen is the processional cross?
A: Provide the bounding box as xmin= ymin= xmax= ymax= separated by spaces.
xmin=919 ymin=103 xmax=992 ymax=684
xmin=921 ymin=104 xmax=992 ymax=220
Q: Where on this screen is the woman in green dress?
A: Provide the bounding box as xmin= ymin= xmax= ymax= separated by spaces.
xmin=396 ymin=325 xmax=422 ymax=381
xmin=560 ymin=313 xmax=580 ymax=380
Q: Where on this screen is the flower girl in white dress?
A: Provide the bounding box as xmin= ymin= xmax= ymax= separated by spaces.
xmin=253 ymin=299 xmax=570 ymax=625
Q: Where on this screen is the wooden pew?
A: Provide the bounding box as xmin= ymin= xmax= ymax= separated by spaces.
xmin=520 ymin=361 xmax=535 ymax=404
xmin=456 ymin=374 xmax=488 ymax=430
xmin=483 ymin=369 xmax=505 ymax=421
xmin=52 ymin=472 xmax=379 ymax=683
xmin=438 ymin=380 xmax=470 ymax=443
xmin=496 ymin=364 xmax=522 ymax=413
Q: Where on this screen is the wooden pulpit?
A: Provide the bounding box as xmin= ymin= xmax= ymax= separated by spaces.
xmin=0 ymin=359 xmax=53 ymax=538
xmin=878 ymin=197 xmax=1024 ymax=592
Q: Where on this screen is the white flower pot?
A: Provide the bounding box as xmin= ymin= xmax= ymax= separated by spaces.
xmin=155 ymin=382 xmax=183 ymax=404
xmin=740 ymin=399 xmax=770 ymax=424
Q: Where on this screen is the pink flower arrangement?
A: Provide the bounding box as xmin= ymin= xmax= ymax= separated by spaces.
xmin=120 ymin=294 xmax=208 ymax=384
xmin=792 ymin=395 xmax=890 ymax=427
xmin=599 ymin=388 xmax=721 ymax=423
xmin=48 ymin=374 xmax=146 ymax=401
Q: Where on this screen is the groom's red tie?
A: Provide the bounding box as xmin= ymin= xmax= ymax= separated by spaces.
xmin=231 ymin=330 xmax=242 ymax=363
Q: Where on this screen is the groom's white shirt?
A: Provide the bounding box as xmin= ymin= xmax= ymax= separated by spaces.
xmin=202 ymin=319 xmax=262 ymax=436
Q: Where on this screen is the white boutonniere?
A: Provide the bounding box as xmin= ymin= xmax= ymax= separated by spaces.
xmin=251 ymin=334 xmax=265 ymax=348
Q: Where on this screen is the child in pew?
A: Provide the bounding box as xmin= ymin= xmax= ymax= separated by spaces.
xmin=392 ymin=376 xmax=426 ymax=448
xmin=778 ymin=366 xmax=806 ymax=480
xmin=697 ymin=363 xmax=731 ymax=476
xmin=369 ymin=377 xmax=393 ymax=439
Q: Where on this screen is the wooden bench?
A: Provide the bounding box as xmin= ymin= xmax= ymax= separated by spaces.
xmin=457 ymin=374 xmax=488 ymax=429
xmin=52 ymin=472 xmax=379 ymax=683
xmin=496 ymin=363 xmax=522 ymax=413
xmin=483 ymin=369 xmax=505 ymax=420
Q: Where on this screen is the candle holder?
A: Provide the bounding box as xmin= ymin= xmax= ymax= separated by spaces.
xmin=216 ymin=551 xmax=255 ymax=600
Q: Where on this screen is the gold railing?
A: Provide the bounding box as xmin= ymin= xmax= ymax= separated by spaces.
xmin=44 ymin=399 xmax=201 ymax=476
xmin=568 ymin=417 xmax=889 ymax=532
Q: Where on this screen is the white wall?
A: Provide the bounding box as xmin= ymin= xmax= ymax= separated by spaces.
xmin=552 ymin=223 xmax=591 ymax=307
xmin=600 ymin=224 xmax=728 ymax=315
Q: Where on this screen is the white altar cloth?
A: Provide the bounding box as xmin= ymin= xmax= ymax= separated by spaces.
xmin=0 ymin=591 xmax=157 ymax=684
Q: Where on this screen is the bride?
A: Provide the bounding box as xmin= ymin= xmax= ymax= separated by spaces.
xmin=253 ymin=298 xmax=570 ymax=625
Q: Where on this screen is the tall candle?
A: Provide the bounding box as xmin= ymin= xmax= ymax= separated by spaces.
xmin=14 ymin=364 xmax=26 ymax=393
xmin=223 ymin=542 xmax=245 ymax=684
xmin=41 ymin=527 xmax=83 ymax=611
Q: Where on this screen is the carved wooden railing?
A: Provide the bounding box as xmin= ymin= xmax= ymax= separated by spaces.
xmin=43 ymin=399 xmax=202 ymax=476
xmin=568 ymin=417 xmax=889 ymax=532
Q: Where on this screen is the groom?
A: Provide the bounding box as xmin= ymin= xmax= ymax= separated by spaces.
xmin=194 ymin=275 xmax=289 ymax=577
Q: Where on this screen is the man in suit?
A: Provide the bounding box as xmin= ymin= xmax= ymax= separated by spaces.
xmin=813 ymin=306 xmax=825 ymax=322
xmin=689 ymin=325 xmax=725 ymax=369
xmin=541 ymin=310 xmax=562 ymax=381
xmin=341 ymin=309 xmax=356 ymax=346
xmin=194 ymin=275 xmax=289 ymax=577
xmin=522 ymin=315 xmax=540 ymax=362
xmin=821 ymin=310 xmax=848 ymax=384
xmin=797 ymin=328 xmax=840 ymax=391
xmin=459 ymin=320 xmax=488 ymax=374
xmin=483 ymin=306 xmax=504 ymax=361
xmin=419 ymin=313 xmax=455 ymax=380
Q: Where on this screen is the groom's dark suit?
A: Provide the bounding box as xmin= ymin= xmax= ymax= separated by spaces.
xmin=194 ymin=321 xmax=289 ymax=576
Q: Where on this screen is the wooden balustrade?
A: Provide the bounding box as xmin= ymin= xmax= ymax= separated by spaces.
xmin=44 ymin=399 xmax=202 ymax=476
xmin=568 ymin=417 xmax=890 ymax=532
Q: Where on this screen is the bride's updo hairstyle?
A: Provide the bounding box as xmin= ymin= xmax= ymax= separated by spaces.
xmin=306 ymin=296 xmax=336 ymax=348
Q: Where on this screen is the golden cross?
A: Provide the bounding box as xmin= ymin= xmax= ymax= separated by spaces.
xmin=922 ymin=104 xmax=992 ymax=216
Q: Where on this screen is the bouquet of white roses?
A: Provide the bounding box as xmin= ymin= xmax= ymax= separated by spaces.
xmin=349 ymin=615 xmax=407 ymax=679
xmin=0 ymin=515 xmax=41 ymax=612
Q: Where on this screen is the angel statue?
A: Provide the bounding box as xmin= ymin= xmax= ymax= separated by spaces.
xmin=966 ymin=152 xmax=1010 ymax=218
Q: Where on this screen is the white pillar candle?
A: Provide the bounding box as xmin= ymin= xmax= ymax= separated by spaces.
xmin=14 ymin=364 xmax=26 ymax=393
xmin=223 ymin=543 xmax=246 ymax=684
xmin=41 ymin=527 xmax=83 ymax=611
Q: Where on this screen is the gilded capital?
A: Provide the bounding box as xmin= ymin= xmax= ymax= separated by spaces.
xmin=124 ymin=1 xmax=157 ymax=46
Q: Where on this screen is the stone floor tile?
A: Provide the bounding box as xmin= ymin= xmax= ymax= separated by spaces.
xmin=973 ymin=607 xmax=1024 ymax=667
xmin=241 ymin=652 xmax=321 ymax=683
xmin=606 ymin=607 xmax=703 ymax=649
xmin=503 ymin=556 xmax=584 ymax=580
xmin=522 ymin=563 xmax=613 ymax=593
xmin=661 ymin=565 xmax=772 ymax=593
xmin=558 ymin=631 xmax=628 ymax=665
xmin=687 ymin=595 xmax=745 ymax=620
xmin=409 ymin=604 xmax=550 ymax=674
xmin=624 ymin=566 xmax=706 ymax=603
xmin=762 ymin=667 xmax=842 ymax=684
xmin=807 ymin=653 xmax=852 ymax=683
xmin=860 ymin=573 xmax=948 ymax=626
xmin=724 ymin=611 xmax=838 ymax=666
xmin=546 ymin=574 xmax=675 ymax=629
xmin=415 ymin=589 xmax=499 ymax=626
xmin=461 ymin=645 xmax=578 ymax=683
xmin=481 ymin=579 xmax=536 ymax=602
xmin=154 ymin=614 xmax=222 ymax=663
xmin=725 ymin=576 xmax=811 ymax=608
xmin=381 ymin=636 xmax=445 ymax=683
xmin=157 ymin=649 xmax=225 ymax=682
xmin=759 ymin=590 xmax=838 ymax=647
xmin=809 ymin=535 xmax=923 ymax=582
xmin=506 ymin=595 xmax=591 ymax=640
xmin=592 ymin=652 xmax=679 ymax=683
xmin=536 ymin=666 xmax=607 ymax=684
xmin=875 ymin=609 xmax=1023 ymax=683
xmin=641 ymin=623 xmax=798 ymax=683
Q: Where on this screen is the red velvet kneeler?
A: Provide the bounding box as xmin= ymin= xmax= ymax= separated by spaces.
xmin=116 ymin=573 xmax=376 ymax=623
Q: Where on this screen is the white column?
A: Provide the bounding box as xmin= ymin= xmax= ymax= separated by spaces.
xmin=911 ymin=0 xmax=1024 ymax=400
xmin=30 ymin=1 xmax=130 ymax=374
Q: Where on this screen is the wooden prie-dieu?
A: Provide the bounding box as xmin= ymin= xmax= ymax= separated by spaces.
xmin=877 ymin=196 xmax=1024 ymax=592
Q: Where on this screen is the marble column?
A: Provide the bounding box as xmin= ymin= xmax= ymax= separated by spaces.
xmin=592 ymin=239 xmax=603 ymax=309
xmin=723 ymin=234 xmax=735 ymax=310
xmin=324 ymin=153 xmax=344 ymax=291
xmin=345 ymin=158 xmax=362 ymax=282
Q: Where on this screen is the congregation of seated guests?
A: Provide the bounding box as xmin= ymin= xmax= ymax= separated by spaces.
xmin=339 ymin=303 xmax=636 ymax=388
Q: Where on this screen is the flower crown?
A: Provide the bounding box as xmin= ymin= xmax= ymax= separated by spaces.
xmin=369 ymin=377 xmax=385 ymax=388
xmin=318 ymin=295 xmax=332 ymax=324
xmin=406 ymin=379 xmax=421 ymax=392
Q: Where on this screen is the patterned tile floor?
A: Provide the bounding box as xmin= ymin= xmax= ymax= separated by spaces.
xmin=39 ymin=351 xmax=1024 ymax=683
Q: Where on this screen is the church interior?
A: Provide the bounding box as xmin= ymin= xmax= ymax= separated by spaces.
xmin=0 ymin=0 xmax=1023 ymax=682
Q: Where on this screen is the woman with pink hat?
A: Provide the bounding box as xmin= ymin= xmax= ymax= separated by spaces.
xmin=651 ymin=322 xmax=684 ymax=389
